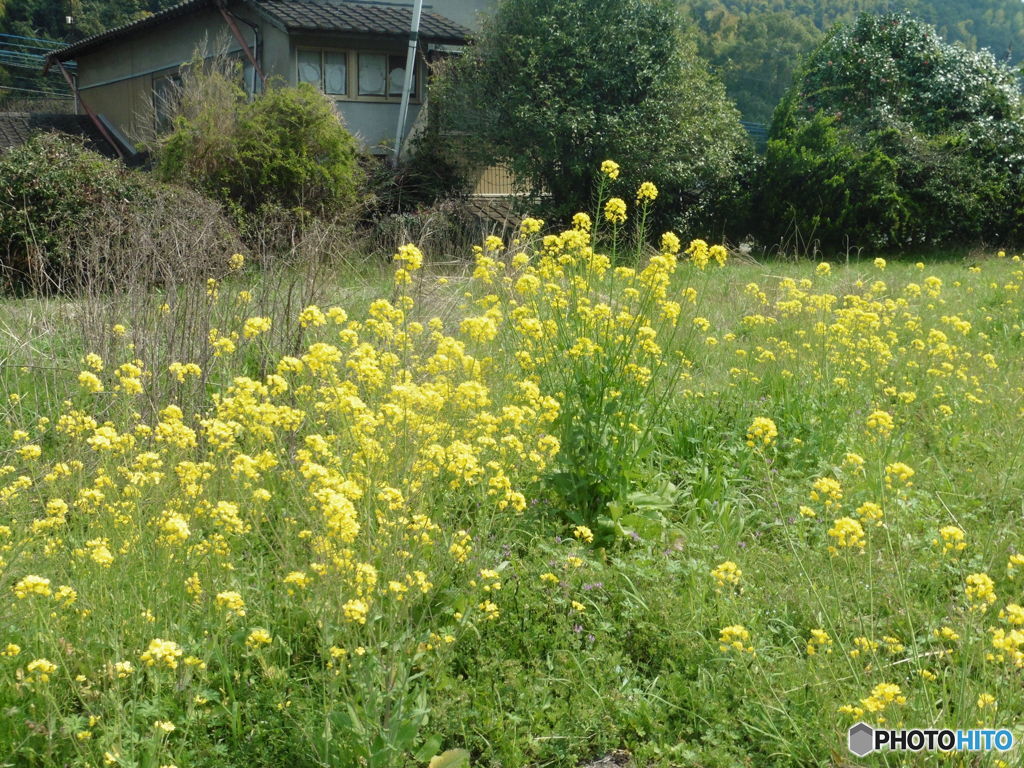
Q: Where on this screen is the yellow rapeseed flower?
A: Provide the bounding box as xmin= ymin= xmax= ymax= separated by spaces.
xmin=78 ymin=371 xmax=103 ymax=393
xmin=865 ymin=409 xmax=895 ymax=437
xmin=827 ymin=517 xmax=865 ymax=554
xmin=243 ymin=317 xmax=272 ymax=339
xmin=806 ymin=629 xmax=833 ymax=655
xmin=13 ymin=575 xmax=52 ymax=599
xmin=933 ymin=525 xmax=966 ymax=556
xmin=342 ymin=599 xmax=369 ymax=624
xmin=884 ymin=462 xmax=915 ymax=489
xmin=711 ymin=560 xmax=741 ymax=590
xmin=246 ymin=628 xmax=272 ymax=649
xmin=572 ymin=525 xmax=594 ymax=544
xmin=860 ymin=682 xmax=906 ymax=714
xmin=600 ymin=160 xmax=620 ymax=179
xmin=746 ymin=416 xmax=778 ymax=447
xmin=965 ymin=573 xmax=996 ymax=611
xmin=478 ymin=600 xmax=499 ymax=620
xmin=719 ymin=625 xmax=754 ymax=654
xmin=26 ymin=658 xmax=57 ymax=683
xmin=604 ymin=198 xmax=627 ymax=224
xmin=140 ymin=638 xmax=183 ymax=670
xmin=215 ymin=591 xmax=246 ymax=618
xmin=636 ymin=181 xmax=658 ymax=202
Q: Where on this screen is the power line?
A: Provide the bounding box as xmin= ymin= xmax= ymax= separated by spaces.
xmin=0 ymin=84 xmax=73 ymax=97
xmin=0 ymin=33 xmax=77 ymax=72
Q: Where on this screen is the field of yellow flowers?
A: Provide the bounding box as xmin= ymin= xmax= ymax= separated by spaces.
xmin=2 ymin=169 xmax=1024 ymax=767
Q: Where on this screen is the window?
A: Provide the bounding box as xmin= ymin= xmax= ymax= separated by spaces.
xmin=324 ymin=52 xmax=347 ymax=94
xmin=297 ymin=49 xmax=321 ymax=87
xmin=358 ymin=52 xmax=417 ymax=99
xmin=387 ymin=54 xmax=410 ymax=96
xmin=358 ymin=53 xmax=386 ymax=95
xmin=298 ymin=47 xmax=420 ymax=101
xmin=153 ymin=73 xmax=181 ymax=133
xmin=297 ymin=48 xmax=348 ymax=95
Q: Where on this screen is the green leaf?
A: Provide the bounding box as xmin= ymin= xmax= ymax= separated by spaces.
xmin=414 ymin=735 xmax=444 ymax=762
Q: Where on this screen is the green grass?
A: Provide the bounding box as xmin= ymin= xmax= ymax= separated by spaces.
xmin=0 ymin=234 xmax=1022 ymax=768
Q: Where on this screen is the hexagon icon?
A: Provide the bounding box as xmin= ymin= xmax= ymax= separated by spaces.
xmin=848 ymin=722 xmax=875 ymax=757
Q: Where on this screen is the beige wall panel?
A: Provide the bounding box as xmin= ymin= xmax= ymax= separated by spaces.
xmin=73 ymin=2 xmax=273 ymax=135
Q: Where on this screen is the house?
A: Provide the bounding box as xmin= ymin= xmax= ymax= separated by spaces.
xmin=43 ymin=0 xmax=498 ymax=156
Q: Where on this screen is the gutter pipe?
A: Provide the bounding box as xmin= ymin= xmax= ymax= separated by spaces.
xmin=215 ymin=0 xmax=265 ymax=87
xmin=228 ymin=11 xmax=262 ymax=95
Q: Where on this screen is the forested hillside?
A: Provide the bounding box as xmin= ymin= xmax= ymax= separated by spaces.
xmin=0 ymin=0 xmax=181 ymax=103
xmin=1 ymin=0 xmax=1023 ymax=119
xmin=1 ymin=0 xmax=178 ymax=42
xmin=687 ymin=0 xmax=1024 ymax=120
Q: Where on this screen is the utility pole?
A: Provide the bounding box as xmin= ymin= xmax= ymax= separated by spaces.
xmin=392 ymin=0 xmax=423 ymax=168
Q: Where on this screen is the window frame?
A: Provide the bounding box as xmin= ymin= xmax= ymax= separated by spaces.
xmin=296 ymin=46 xmax=350 ymax=96
xmin=357 ymin=50 xmax=419 ymax=101
xmin=152 ymin=71 xmax=182 ymax=133
xmin=295 ymin=44 xmax=423 ymax=104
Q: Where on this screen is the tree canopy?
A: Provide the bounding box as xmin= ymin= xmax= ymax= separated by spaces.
xmin=755 ymin=12 xmax=1024 ymax=251
xmin=435 ymin=0 xmax=749 ymax=231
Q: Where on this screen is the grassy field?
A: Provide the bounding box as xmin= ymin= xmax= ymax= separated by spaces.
xmin=1 ymin=192 xmax=1023 ymax=768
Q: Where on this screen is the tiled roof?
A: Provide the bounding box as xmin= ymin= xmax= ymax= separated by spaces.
xmin=0 ymin=112 xmax=121 ymax=158
xmin=260 ymin=1 xmax=471 ymax=42
xmin=49 ymin=1 xmax=471 ymax=62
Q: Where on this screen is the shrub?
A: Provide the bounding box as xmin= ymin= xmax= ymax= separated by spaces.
xmin=365 ymin=128 xmax=475 ymax=216
xmin=364 ymin=198 xmax=492 ymax=260
xmin=757 ymin=12 xmax=1024 ymax=252
xmin=155 ymin=60 xmax=363 ymax=231
xmin=0 ymin=133 xmax=146 ymax=292
xmin=361 ymin=127 xmax=486 ymax=261
xmin=0 ymin=133 xmax=238 ymax=294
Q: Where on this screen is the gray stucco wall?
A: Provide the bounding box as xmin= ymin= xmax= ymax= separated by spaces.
xmin=336 ymin=100 xmax=422 ymax=154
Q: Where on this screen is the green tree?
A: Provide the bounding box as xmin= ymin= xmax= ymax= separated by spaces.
xmin=435 ymin=0 xmax=749 ymax=232
xmin=756 ymin=12 xmax=1024 ymax=252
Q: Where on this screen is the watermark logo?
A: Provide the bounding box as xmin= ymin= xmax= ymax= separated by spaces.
xmin=848 ymin=723 xmax=874 ymax=757
xmin=848 ymin=722 xmax=1014 ymax=756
